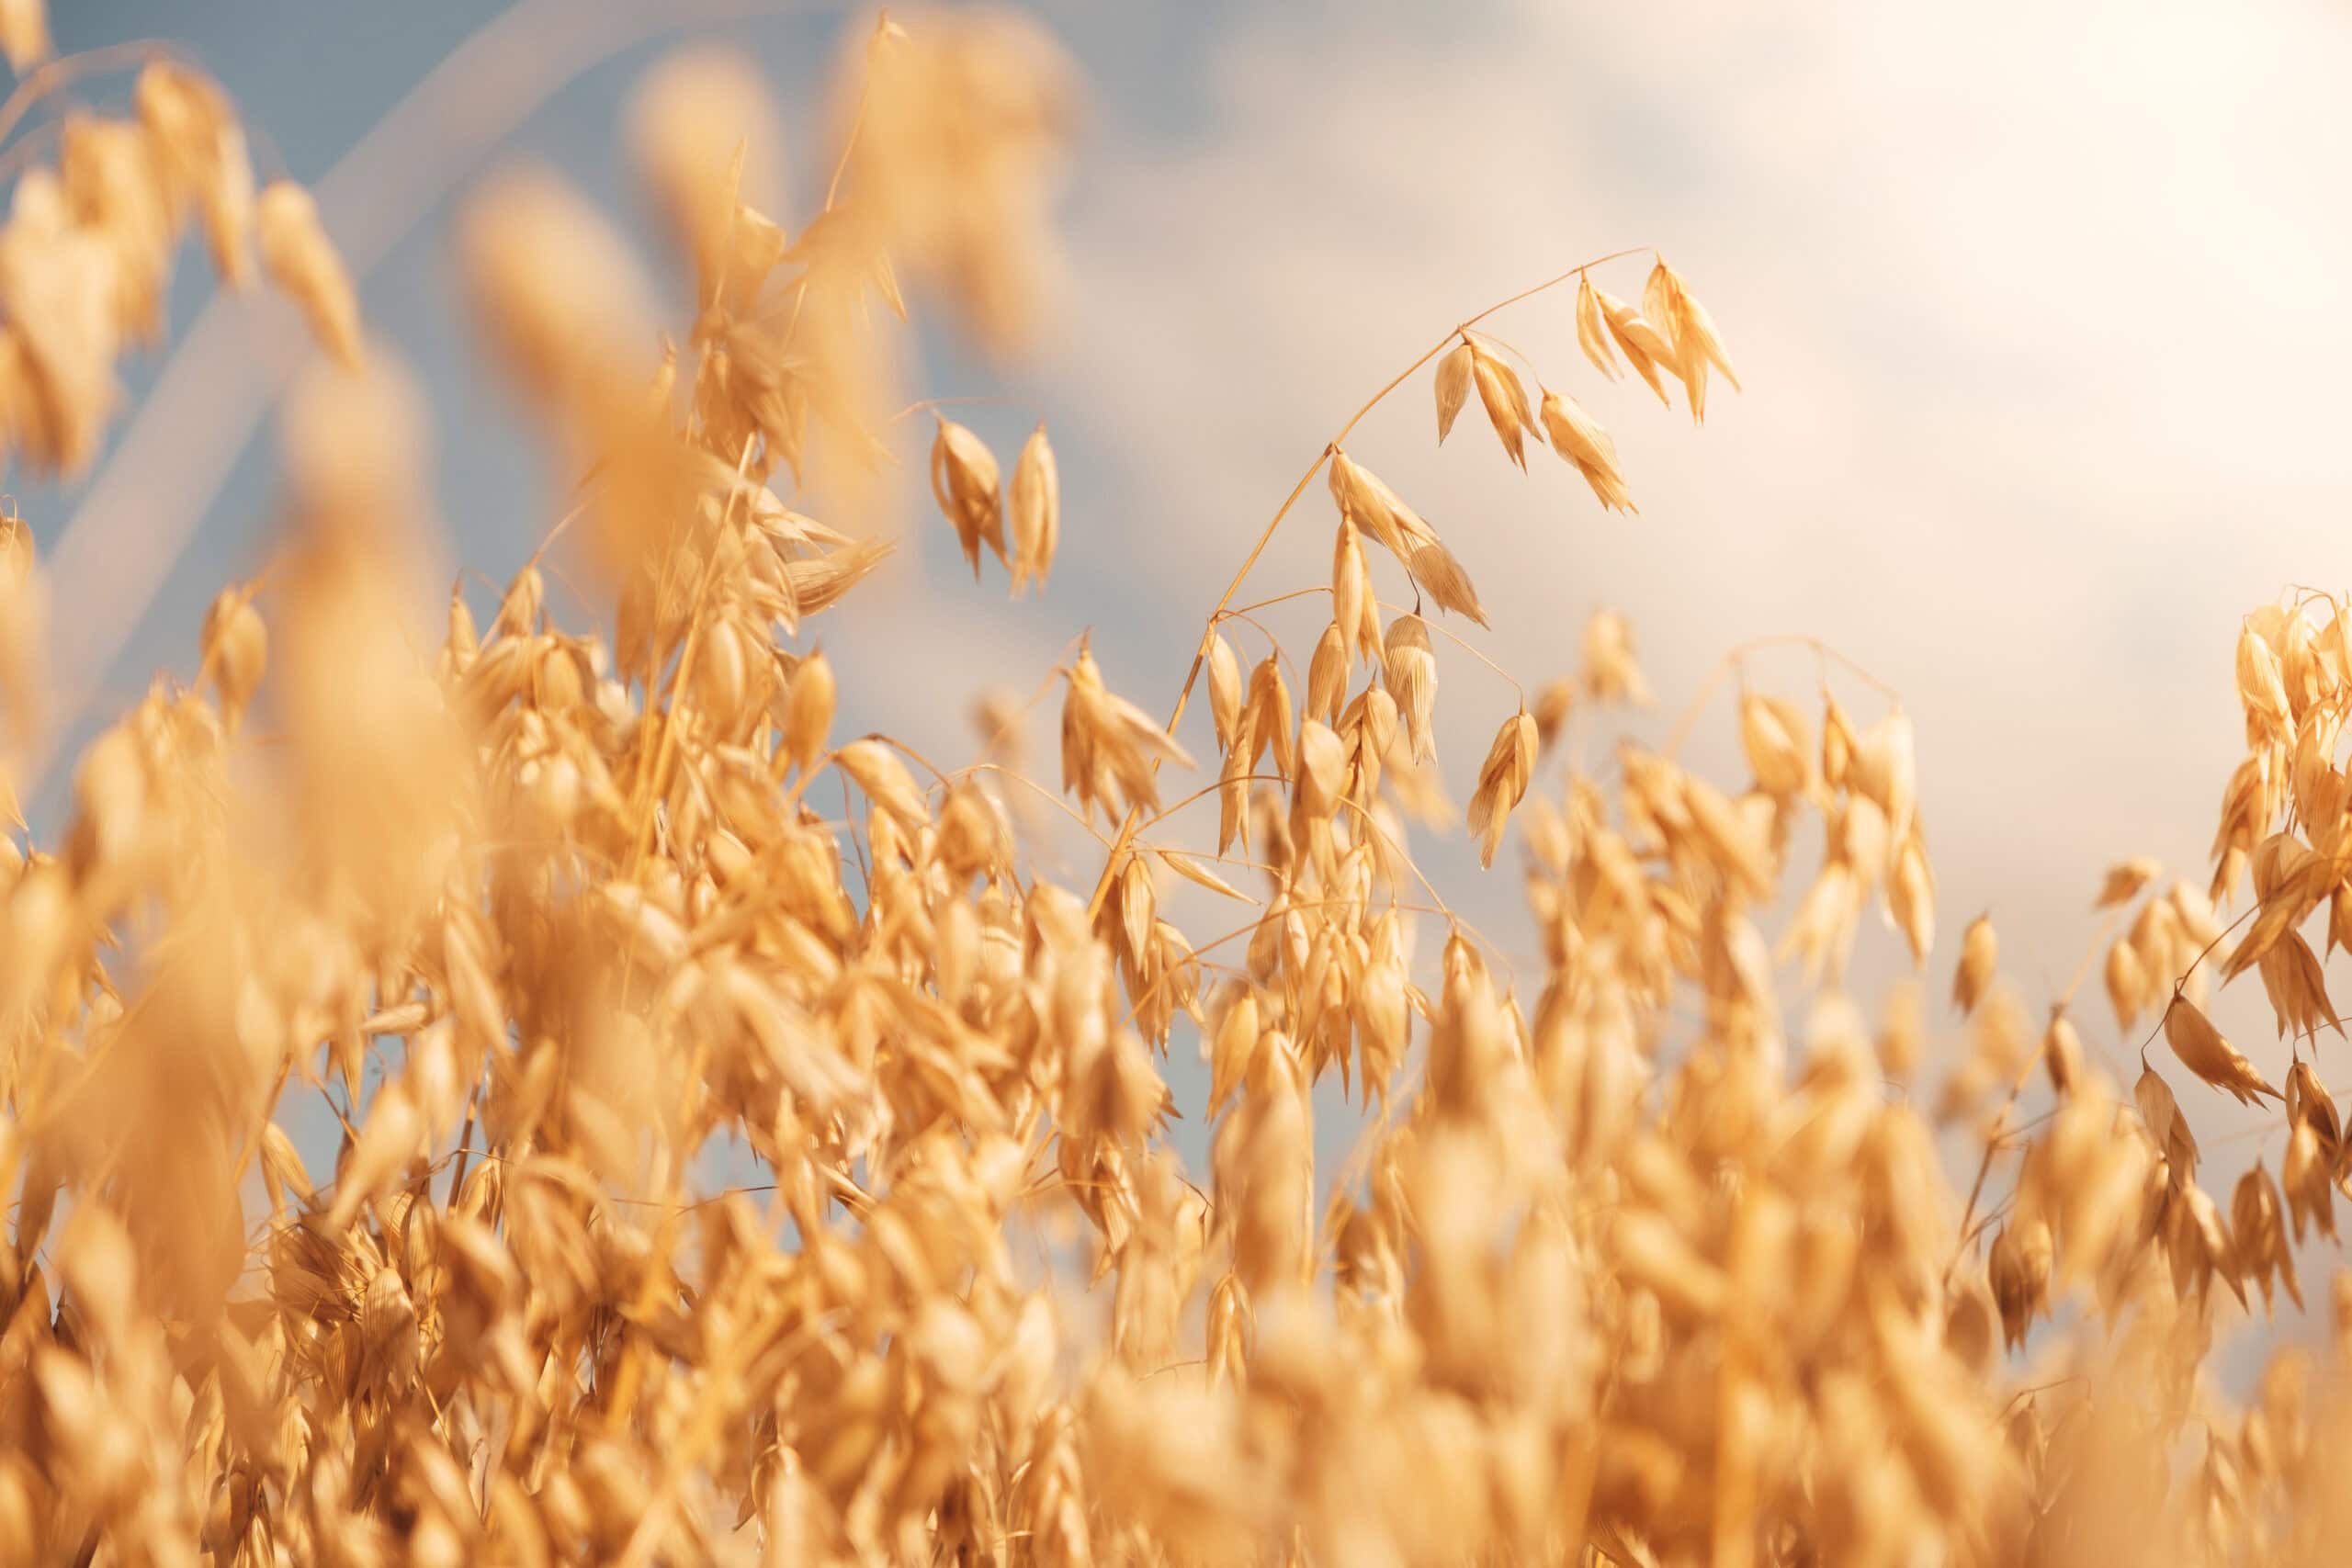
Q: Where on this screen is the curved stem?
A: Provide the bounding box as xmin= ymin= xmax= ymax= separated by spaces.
xmin=1222 ymin=586 xmax=1334 ymax=619
xmin=1134 ymin=772 xmax=1284 ymax=836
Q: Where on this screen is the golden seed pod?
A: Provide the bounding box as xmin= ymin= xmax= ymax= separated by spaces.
xmin=1644 ymin=257 xmax=1740 ymax=423
xmin=1306 ymin=622 xmax=1346 ymax=725
xmin=930 ymin=417 xmax=1004 ymax=579
xmin=1532 ymin=676 xmax=1574 ymax=753
xmin=1206 ymin=630 xmax=1243 ymax=754
xmin=1466 ymin=339 xmax=1535 ymax=468
xmin=459 ymin=166 xmax=654 ymax=407
xmin=782 ymin=649 xmax=835 ymax=777
xmin=1539 ymin=388 xmax=1633 ymax=512
xmin=136 ymin=61 xmax=254 ymax=287
xmin=2104 ymin=940 xmax=2145 ymax=1032
xmin=200 ymin=585 xmax=267 ymax=733
xmin=1739 ymin=693 xmax=1810 ymax=800
xmin=2164 ymin=996 xmax=2281 ymax=1106
xmin=2095 ymin=855 xmax=2160 ymax=909
xmin=1466 ymin=708 xmax=1536 ymax=869
xmin=257 ymin=180 xmax=361 ymax=367
xmin=1951 ymin=913 xmax=1997 ymax=1016
xmin=1009 ymin=422 xmax=1059 ymax=595
xmin=1382 ymin=614 xmax=1436 ymax=766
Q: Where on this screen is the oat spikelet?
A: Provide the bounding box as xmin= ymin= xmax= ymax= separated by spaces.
xmin=1331 ymin=519 xmax=1379 ymax=664
xmin=1951 ymin=913 xmax=1997 ymax=1015
xmin=627 ymin=47 xmax=785 ymax=299
xmin=1580 ymin=608 xmax=1649 ymax=705
xmin=257 ymin=181 xmax=361 ymax=367
xmin=1433 ymin=339 xmax=1473 ymax=442
xmin=2285 ymin=1118 xmax=2336 ymax=1242
xmin=2164 ymin=996 xmax=2282 ymax=1105
xmin=1062 ymin=641 xmax=1194 ymax=818
xmin=1207 ymin=631 xmax=1244 ymax=753
xmin=2104 ymin=938 xmax=2146 ymax=1032
xmin=2096 ymin=855 xmax=2160 ymax=909
xmin=1592 ymin=283 xmax=1676 ymax=406
xmin=1643 ymin=257 xmax=1740 ymax=422
xmin=2233 ymin=1163 xmax=2301 ymax=1313
xmin=1383 ymin=614 xmax=1437 ymax=765
xmin=1326 ymin=449 xmax=1487 ymax=626
xmin=1010 ymin=422 xmax=1060 ymax=595
xmin=1889 ymin=831 xmax=1936 ymax=963
xmin=835 ymin=738 xmax=929 ymax=830
xmin=1306 ymin=623 xmax=1346 ymax=722
xmin=1574 ymin=273 xmax=1618 ymax=378
xmin=135 ymin=62 xmax=255 ymax=286
xmin=931 ymin=417 xmax=1006 ymax=579
xmin=2288 ymin=1058 xmax=2342 ymax=1152
xmin=2136 ymin=1064 xmax=2200 ymax=1176
xmin=781 ymin=649 xmax=835 ymax=775
xmin=1538 ymin=388 xmax=1634 ymax=513
xmin=2 ymin=170 xmax=124 ymax=470
xmin=1739 ymin=693 xmax=1810 ymax=800
xmin=1466 ymin=338 xmax=1537 ymax=468
xmin=850 ymin=6 xmax=1074 ymax=355
xmin=2042 ymin=1010 xmax=2086 ymax=1096
xmin=1466 ymin=708 xmax=1536 ymax=868
xmin=0 ymin=0 xmax=47 ymax=72
xmin=2237 ymin=622 xmax=2293 ymax=745
xmin=1532 ymin=676 xmax=1574 ymax=752
xmin=460 ymin=168 xmax=656 ymax=408
xmin=198 ymin=584 xmax=266 ymax=734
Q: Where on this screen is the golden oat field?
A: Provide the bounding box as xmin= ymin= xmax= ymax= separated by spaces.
xmin=0 ymin=2 xmax=2344 ymax=1563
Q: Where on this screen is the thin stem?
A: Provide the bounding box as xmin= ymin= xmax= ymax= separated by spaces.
xmin=1136 ymin=772 xmax=1286 ymax=835
xmin=1223 ymin=586 xmax=1336 ymax=619
xmin=868 ymin=731 xmax=956 ymax=792
xmin=524 ymin=498 xmax=591 ymax=574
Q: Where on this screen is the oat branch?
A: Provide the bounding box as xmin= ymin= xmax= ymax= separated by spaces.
xmin=1084 ymin=244 xmax=1656 ymax=919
